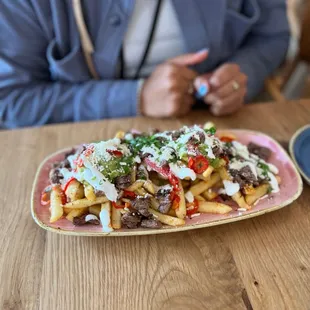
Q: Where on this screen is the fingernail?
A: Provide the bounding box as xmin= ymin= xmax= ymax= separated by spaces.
xmin=197 ymin=48 xmax=209 ymax=54
xmin=198 ymin=83 xmax=209 ymax=97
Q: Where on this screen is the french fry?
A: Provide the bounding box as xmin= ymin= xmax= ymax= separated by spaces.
xmin=190 ymin=173 xmax=221 ymax=196
xmin=181 ymin=180 xmax=191 ymax=189
xmin=100 ymin=201 xmax=113 ymax=232
xmin=149 ymin=209 xmax=185 ymax=226
xmin=65 ymin=180 xmax=84 ymax=201
xmin=168 ymin=209 xmax=176 ymax=217
xmin=130 ymin=166 xmax=137 ymax=183
xmin=66 ymin=208 xmax=87 ymax=222
xmin=111 ymin=205 xmax=122 ymax=229
xmin=135 ymin=188 xmax=148 ymax=196
xmin=233 ymin=192 xmax=250 ymax=209
xmin=217 ymin=132 xmax=237 ymax=141
xmin=243 ymin=185 xmax=255 ymax=195
xmin=126 ymin=180 xmax=144 ymax=191
xmin=218 ymin=167 xmax=250 ymax=210
xmin=175 ymin=180 xmax=186 ymax=219
xmin=115 ymin=130 xmax=125 ymax=139
xmin=63 ymin=207 xmax=72 ymax=215
xmin=198 ymin=201 xmax=232 ymax=214
xmin=63 ymin=196 xmax=108 ymax=209
xmin=143 ymin=180 xmax=155 ymax=194
xmin=202 ymin=189 xmax=218 ymax=201
xmin=84 ymin=184 xmax=96 ymax=201
xmin=202 ymin=166 xmax=214 ymax=179
xmin=150 ymin=197 xmax=159 ymax=210
xmin=50 ymin=185 xmax=64 ymax=223
xmin=245 ymin=184 xmax=270 ymax=205
xmin=195 ymin=195 xmax=205 ymax=201
xmin=89 ymin=205 xmax=101 ymax=217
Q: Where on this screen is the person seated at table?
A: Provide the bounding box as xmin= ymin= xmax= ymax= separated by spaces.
xmin=0 ymin=0 xmax=289 ymax=129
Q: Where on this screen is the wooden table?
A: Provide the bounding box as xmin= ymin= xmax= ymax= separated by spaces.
xmin=1 ymin=100 xmax=310 ymax=310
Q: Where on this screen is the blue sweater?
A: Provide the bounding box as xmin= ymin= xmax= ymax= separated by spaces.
xmin=0 ymin=0 xmax=289 ymax=128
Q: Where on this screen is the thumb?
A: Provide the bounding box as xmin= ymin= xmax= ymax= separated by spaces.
xmin=168 ymin=49 xmax=208 ymax=66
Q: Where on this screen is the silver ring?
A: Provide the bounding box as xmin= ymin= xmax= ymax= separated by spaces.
xmin=232 ymin=80 xmax=240 ymax=91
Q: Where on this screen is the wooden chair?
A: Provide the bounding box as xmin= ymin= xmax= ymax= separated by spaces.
xmin=265 ymin=0 xmax=310 ymax=102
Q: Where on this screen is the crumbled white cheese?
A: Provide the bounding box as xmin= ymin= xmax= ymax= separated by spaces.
xmin=100 ymin=207 xmax=113 ymax=233
xmin=218 ymin=188 xmax=226 ymax=195
xmin=85 ymin=214 xmax=99 ymax=222
xmin=190 ymin=213 xmax=201 ymax=218
xmin=232 ymin=141 xmax=250 ymax=160
xmin=124 ymin=133 xmax=134 ymax=140
xmin=78 ymin=156 xmax=118 ymax=201
xmin=169 ymin=163 xmax=196 ymax=181
xmin=185 ymin=191 xmax=194 ymax=203
xmin=237 ymin=208 xmax=247 ymax=212
xmin=223 ymin=180 xmax=240 ymax=196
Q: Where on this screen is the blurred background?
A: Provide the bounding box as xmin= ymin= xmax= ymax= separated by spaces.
xmin=265 ymin=0 xmax=310 ymax=102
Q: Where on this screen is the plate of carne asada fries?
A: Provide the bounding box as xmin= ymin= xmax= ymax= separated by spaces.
xmin=31 ymin=123 xmax=303 ymax=236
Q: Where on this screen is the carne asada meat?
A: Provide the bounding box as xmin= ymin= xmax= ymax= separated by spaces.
xmin=121 ymin=212 xmax=142 ymax=229
xmin=141 ymin=218 xmax=162 ymax=229
xmin=114 ymin=174 xmax=131 ymax=190
xmin=131 ymin=197 xmax=151 ymax=217
xmin=248 ymin=142 xmax=272 ymax=161
xmin=155 ymin=186 xmax=172 ymax=214
xmin=230 ymin=166 xmax=259 ymax=188
xmin=49 ymin=168 xmax=63 ymax=184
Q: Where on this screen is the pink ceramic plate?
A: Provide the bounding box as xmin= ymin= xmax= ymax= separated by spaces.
xmin=31 ymin=130 xmax=303 ymax=236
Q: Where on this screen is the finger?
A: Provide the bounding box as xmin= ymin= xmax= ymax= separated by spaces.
xmin=177 ymin=66 xmax=199 ymax=81
xmin=210 ymin=89 xmax=246 ymax=116
xmin=206 ymin=73 xmax=247 ymax=100
xmin=168 ymin=49 xmax=208 ymax=66
xmin=177 ymin=96 xmax=194 ymax=116
xmin=209 ymin=63 xmax=240 ymax=88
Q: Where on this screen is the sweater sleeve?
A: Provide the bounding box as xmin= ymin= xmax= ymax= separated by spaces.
xmin=0 ymin=0 xmax=138 ymax=129
xmin=227 ymin=0 xmax=290 ymax=101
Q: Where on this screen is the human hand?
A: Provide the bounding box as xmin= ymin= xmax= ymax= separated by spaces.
xmin=140 ymin=49 xmax=208 ymax=117
xmin=194 ymin=63 xmax=248 ymax=116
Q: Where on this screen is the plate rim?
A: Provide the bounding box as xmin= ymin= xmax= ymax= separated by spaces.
xmin=31 ymin=129 xmax=304 ymax=237
xmin=289 ymin=124 xmax=310 ymax=185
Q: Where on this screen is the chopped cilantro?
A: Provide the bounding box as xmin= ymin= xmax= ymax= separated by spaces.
xmin=258 ymin=162 xmax=270 ymax=178
xmin=267 ymin=185 xmax=272 ymax=194
xmin=91 ymin=176 xmax=97 ymax=181
xmin=204 ymin=126 xmax=216 ymax=135
xmin=210 ymin=158 xmax=221 ymax=168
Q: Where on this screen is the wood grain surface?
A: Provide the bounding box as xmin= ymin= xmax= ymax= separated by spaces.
xmin=0 ymin=100 xmax=309 ymax=310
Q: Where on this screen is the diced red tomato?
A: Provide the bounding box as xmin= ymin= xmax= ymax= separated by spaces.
xmin=168 ymin=174 xmax=179 ymax=190
xmin=107 ymin=149 xmax=123 ymax=157
xmin=63 ymin=177 xmax=76 ymax=193
xmin=40 ymin=186 xmax=52 ymax=206
xmin=186 ymin=199 xmax=199 ymax=216
xmin=144 ymin=158 xmax=179 ymax=191
xmin=112 ymin=201 xmax=125 ymax=209
xmin=74 ymin=157 xmax=84 ymax=168
xmin=84 ymin=145 xmax=94 ymax=157
xmin=123 ymin=190 xmax=136 ymax=199
xmin=171 ymin=195 xmax=180 ymax=210
xmin=220 ymin=136 xmax=235 ymax=143
xmin=188 ymin=155 xmax=209 ymax=174
xmin=144 ymin=158 xmax=169 ymax=177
